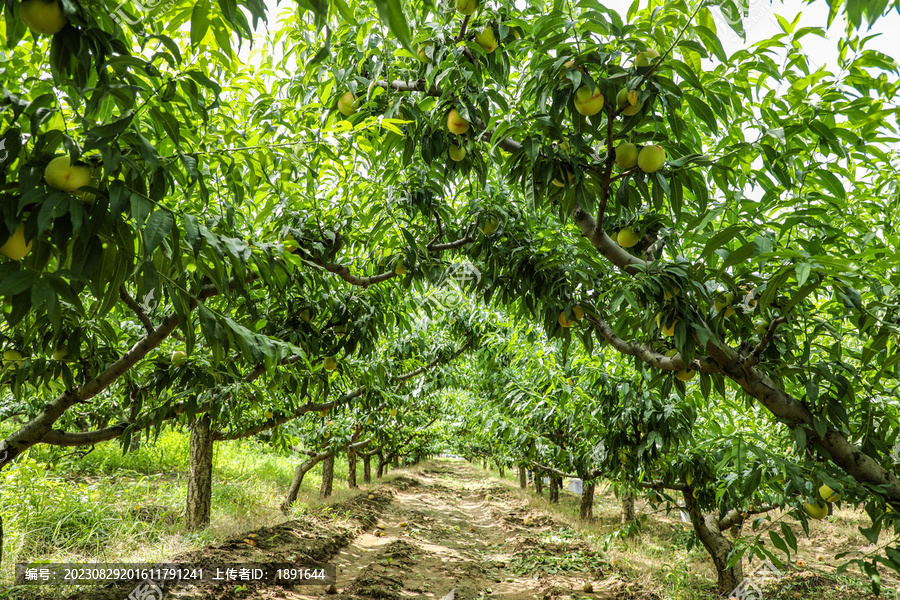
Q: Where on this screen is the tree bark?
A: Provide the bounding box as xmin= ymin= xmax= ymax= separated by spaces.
xmin=348 ymin=447 xmax=357 ymax=489
xmin=377 ymin=451 xmax=385 ymax=478
xmin=497 ymin=461 xmax=504 ymax=478
xmin=363 ymin=454 xmax=372 ymax=483
xmin=622 ymin=493 xmax=635 ymax=523
xmin=186 ymin=415 xmax=214 ymax=530
xmin=549 ymin=475 xmax=559 ymax=504
xmin=534 ymin=471 xmax=544 ymax=496
xmin=320 ymin=453 xmax=334 ymax=498
xmin=580 ymin=482 xmax=595 ymax=521
xmin=518 ymin=465 xmax=527 ymax=489
xmin=683 ymin=490 xmax=743 ymax=595
xmin=282 ymin=451 xmax=331 ymax=513
xmin=392 ymin=454 xmax=399 ymax=468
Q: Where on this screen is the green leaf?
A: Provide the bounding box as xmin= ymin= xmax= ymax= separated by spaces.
xmin=769 ymin=531 xmax=789 ymax=556
xmin=191 ymin=2 xmax=212 ymax=48
xmin=372 ymin=0 xmax=413 ymax=53
xmin=792 ymin=426 xmax=807 ymax=451
xmin=795 ymin=262 xmax=811 ymax=287
xmin=143 ymin=210 xmax=174 ymax=258
xmin=702 ymin=225 xmax=744 ymax=258
xmin=684 ymin=95 xmax=719 ymax=134
xmin=331 ymin=0 xmax=359 ymax=25
xmin=693 ymin=25 xmax=727 ymax=63
xmin=721 ymin=242 xmax=755 ymax=270
xmin=815 ymin=169 xmax=846 ymax=201
xmin=780 ymin=522 xmax=798 ymax=552
xmin=0 ymin=271 xmax=37 ymax=297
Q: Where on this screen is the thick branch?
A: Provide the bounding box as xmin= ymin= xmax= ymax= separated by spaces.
xmin=350 ymin=437 xmax=374 ymax=450
xmin=716 ymin=504 xmax=778 ymax=531
xmin=529 ymin=459 xmax=576 ymax=479
xmin=1 ymin=283 xmax=212 ymax=466
xmin=456 ymin=14 xmax=471 ymax=41
xmin=213 ymin=398 xmax=347 ymax=441
xmin=426 ymin=234 xmax=473 ymax=252
xmin=357 ymin=440 xmax=387 ymax=458
xmin=375 ymin=79 xmax=442 ymax=96
xmin=572 ymin=206 xmax=648 ymax=274
xmin=41 ymin=352 xmax=303 ymax=447
xmin=583 ymin=315 xmax=721 ymax=374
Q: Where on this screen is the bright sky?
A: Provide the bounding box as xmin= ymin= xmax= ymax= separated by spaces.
xmin=626 ymin=0 xmax=900 ymax=69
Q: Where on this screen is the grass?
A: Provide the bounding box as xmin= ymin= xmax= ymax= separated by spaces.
xmin=474 ymin=463 xmax=900 ymax=600
xmin=0 ymin=427 xmax=364 ymax=588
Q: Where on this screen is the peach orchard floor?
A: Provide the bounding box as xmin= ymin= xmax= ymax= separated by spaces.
xmin=8 ymin=460 xmax=899 ymax=600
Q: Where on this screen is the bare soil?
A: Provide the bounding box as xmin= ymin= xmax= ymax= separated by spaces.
xmin=8 ymin=460 xmax=899 ymax=600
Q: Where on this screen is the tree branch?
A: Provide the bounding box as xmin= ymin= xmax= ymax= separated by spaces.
xmin=529 ymin=459 xmax=577 ymax=479
xmin=374 ymin=79 xmax=442 ymax=96
xmin=0 ymin=273 xmax=263 ymax=466
xmin=456 ymin=14 xmax=471 ymax=42
xmin=716 ymin=504 xmax=779 ymax=531
xmin=356 ymin=440 xmax=387 ymax=458
xmin=636 ymin=480 xmax=688 ymax=492
xmin=427 ymin=233 xmax=473 ymax=252
xmin=297 ymin=232 xmax=473 ymax=287
xmin=743 ymin=317 xmax=787 ymax=367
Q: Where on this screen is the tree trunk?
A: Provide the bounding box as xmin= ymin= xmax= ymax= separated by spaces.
xmin=549 ymin=475 xmax=559 ymax=504
xmin=320 ymin=453 xmax=334 ymax=498
xmin=363 ymin=454 xmax=372 ymax=483
xmin=622 ymin=493 xmax=635 ymax=523
xmin=392 ymin=454 xmax=399 ymax=469
xmin=281 ymin=453 xmax=329 ymax=513
xmin=497 ymin=461 xmax=504 ymax=477
xmin=186 ymin=415 xmax=214 ymax=530
xmin=348 ymin=448 xmax=357 ymax=489
xmin=518 ymin=465 xmax=527 ymax=489
xmin=534 ymin=471 xmax=544 ymax=496
xmin=377 ymin=451 xmax=385 ymax=478
xmin=580 ymin=482 xmax=595 ymax=521
xmin=683 ymin=490 xmax=743 ymax=595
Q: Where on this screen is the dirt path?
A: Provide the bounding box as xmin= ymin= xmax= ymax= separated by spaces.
xmin=318 ymin=463 xmax=618 ymax=600
xmin=27 ymin=460 xmax=896 ymax=600
xmin=269 ymin=461 xmax=621 ymax=600
xmin=48 ymin=461 xmax=628 ymax=600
